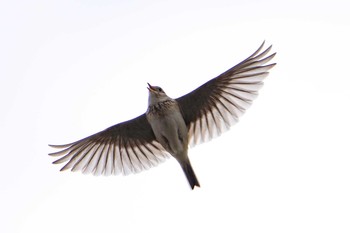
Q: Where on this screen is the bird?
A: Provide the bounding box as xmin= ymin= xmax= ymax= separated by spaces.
xmin=49 ymin=42 xmax=276 ymax=189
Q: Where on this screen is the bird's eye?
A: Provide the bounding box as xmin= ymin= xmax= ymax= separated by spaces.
xmin=158 ymin=88 xmax=163 ymax=92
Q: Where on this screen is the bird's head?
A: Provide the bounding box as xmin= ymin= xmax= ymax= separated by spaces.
xmin=147 ymin=83 xmax=171 ymax=106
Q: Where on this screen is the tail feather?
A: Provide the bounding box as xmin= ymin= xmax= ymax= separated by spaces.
xmin=180 ymin=161 xmax=200 ymax=189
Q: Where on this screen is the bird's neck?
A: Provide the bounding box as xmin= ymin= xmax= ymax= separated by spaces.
xmin=148 ymin=94 xmax=172 ymax=106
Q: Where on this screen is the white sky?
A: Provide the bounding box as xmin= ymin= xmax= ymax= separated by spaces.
xmin=1 ymin=0 xmax=350 ymax=232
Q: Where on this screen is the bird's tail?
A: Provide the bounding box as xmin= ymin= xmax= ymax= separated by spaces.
xmin=180 ymin=161 xmax=200 ymax=189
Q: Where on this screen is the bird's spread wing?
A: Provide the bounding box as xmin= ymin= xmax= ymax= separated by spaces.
xmin=49 ymin=114 xmax=170 ymax=176
xmin=176 ymin=42 xmax=276 ymax=147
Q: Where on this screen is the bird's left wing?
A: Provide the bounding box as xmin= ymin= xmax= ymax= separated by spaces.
xmin=49 ymin=114 xmax=170 ymax=176
xmin=176 ymin=42 xmax=276 ymax=147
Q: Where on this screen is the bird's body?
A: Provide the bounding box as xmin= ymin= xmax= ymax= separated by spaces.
xmin=49 ymin=42 xmax=276 ymax=189
xmin=146 ymin=99 xmax=187 ymax=157
xmin=146 ymin=87 xmax=200 ymax=188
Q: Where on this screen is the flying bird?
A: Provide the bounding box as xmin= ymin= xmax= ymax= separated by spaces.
xmin=49 ymin=42 xmax=276 ymax=189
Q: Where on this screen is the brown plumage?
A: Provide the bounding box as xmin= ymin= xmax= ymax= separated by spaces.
xmin=49 ymin=42 xmax=276 ymax=189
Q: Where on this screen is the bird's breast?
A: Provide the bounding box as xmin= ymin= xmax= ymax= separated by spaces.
xmin=146 ymin=99 xmax=177 ymax=117
xmin=146 ymin=101 xmax=188 ymax=156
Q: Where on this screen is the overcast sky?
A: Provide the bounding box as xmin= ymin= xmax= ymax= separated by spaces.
xmin=1 ymin=0 xmax=350 ymax=233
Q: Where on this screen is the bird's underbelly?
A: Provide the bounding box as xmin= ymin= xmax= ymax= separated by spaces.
xmin=148 ymin=113 xmax=188 ymax=156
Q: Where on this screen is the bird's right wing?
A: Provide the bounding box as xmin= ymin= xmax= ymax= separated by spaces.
xmin=49 ymin=114 xmax=170 ymax=176
xmin=176 ymin=42 xmax=276 ymax=147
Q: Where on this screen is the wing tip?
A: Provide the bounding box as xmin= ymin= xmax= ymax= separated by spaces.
xmin=49 ymin=143 xmax=73 ymax=149
xmin=59 ymin=165 xmax=71 ymax=172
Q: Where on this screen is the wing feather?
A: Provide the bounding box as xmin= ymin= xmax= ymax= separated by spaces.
xmin=177 ymin=42 xmax=276 ymax=146
xmin=49 ymin=114 xmax=169 ymax=176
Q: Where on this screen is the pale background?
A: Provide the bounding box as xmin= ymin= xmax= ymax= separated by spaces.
xmin=1 ymin=0 xmax=349 ymax=232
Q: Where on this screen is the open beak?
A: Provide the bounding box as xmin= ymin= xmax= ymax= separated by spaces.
xmin=147 ymin=83 xmax=156 ymax=93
